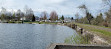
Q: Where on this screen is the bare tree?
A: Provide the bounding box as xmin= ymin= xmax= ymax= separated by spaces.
xmin=102 ymin=0 xmax=111 ymax=7
xmin=0 ymin=7 xmax=7 ymax=20
xmin=16 ymin=9 xmax=22 ymax=20
xmin=28 ymin=8 xmax=34 ymax=17
xmin=75 ymin=13 xmax=79 ymax=22
xmin=75 ymin=13 xmax=79 ymax=19
xmin=78 ymin=4 xmax=93 ymax=24
xmin=102 ymin=0 xmax=111 ymax=23
xmin=41 ymin=11 xmax=47 ymax=20
xmin=24 ymin=5 xmax=33 ymax=16
xmin=16 ymin=9 xmax=21 ymax=17
xmin=50 ymin=11 xmax=58 ymax=21
xmin=24 ymin=5 xmax=29 ymax=15
xmin=1 ymin=7 xmax=6 ymax=14
xmin=78 ymin=4 xmax=88 ymax=14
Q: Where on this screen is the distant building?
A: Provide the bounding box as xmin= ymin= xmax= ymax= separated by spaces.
xmin=64 ymin=17 xmax=72 ymax=22
xmin=20 ymin=16 xmax=32 ymax=21
xmin=35 ymin=16 xmax=39 ymax=21
xmin=20 ymin=17 xmax=26 ymax=21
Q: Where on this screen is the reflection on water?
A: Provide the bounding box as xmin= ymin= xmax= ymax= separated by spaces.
xmin=0 ymin=23 xmax=78 ymax=49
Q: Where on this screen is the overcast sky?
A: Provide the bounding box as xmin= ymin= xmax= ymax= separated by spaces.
xmin=0 ymin=0 xmax=109 ymax=18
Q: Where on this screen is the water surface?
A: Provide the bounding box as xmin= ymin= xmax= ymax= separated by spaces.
xmin=0 ymin=23 xmax=78 ymax=49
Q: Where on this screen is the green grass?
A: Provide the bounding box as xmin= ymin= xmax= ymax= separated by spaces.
xmin=75 ymin=23 xmax=111 ymax=37
xmin=64 ymin=34 xmax=90 ymax=44
xmin=75 ymin=23 xmax=111 ymax=29
xmin=92 ymin=29 xmax=111 ymax=37
xmin=74 ymin=23 xmax=111 ymax=43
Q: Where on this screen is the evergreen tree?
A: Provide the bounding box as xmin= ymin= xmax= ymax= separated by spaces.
xmin=61 ymin=15 xmax=64 ymax=20
xmin=32 ymin=15 xmax=35 ymax=22
xmin=71 ymin=17 xmax=74 ymax=20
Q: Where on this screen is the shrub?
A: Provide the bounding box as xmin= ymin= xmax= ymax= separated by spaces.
xmin=103 ymin=22 xmax=108 ymax=27
xmin=108 ymin=23 xmax=111 ymax=28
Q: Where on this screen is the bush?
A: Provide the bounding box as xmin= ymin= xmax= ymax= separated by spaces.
xmin=91 ymin=19 xmax=97 ymax=25
xmin=103 ymin=22 xmax=108 ymax=27
xmin=108 ymin=23 xmax=111 ymax=28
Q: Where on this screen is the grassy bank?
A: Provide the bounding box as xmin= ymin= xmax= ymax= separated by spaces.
xmin=74 ymin=23 xmax=111 ymax=43
xmin=64 ymin=34 xmax=90 ymax=44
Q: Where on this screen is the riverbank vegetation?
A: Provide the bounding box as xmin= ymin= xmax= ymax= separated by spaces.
xmin=76 ymin=0 xmax=111 ymax=28
xmin=64 ymin=34 xmax=91 ymax=44
xmin=72 ymin=0 xmax=111 ymax=44
xmin=74 ymin=23 xmax=111 ymax=43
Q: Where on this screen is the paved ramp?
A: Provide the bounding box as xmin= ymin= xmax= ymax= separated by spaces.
xmin=47 ymin=43 xmax=111 ymax=49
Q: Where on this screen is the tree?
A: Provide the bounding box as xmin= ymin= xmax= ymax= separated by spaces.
xmin=13 ymin=12 xmax=15 ymax=17
xmin=102 ymin=0 xmax=111 ymax=23
xmin=78 ymin=4 xmax=88 ymax=14
xmin=41 ymin=11 xmax=47 ymax=20
xmin=102 ymin=0 xmax=111 ymax=27
xmin=83 ymin=17 xmax=89 ymax=24
xmin=60 ymin=15 xmax=64 ymax=20
xmin=24 ymin=5 xmax=29 ymax=15
xmin=86 ymin=12 xmax=94 ymax=24
xmin=6 ymin=12 xmax=12 ymax=20
xmin=1 ymin=14 xmax=5 ymax=20
xmin=11 ymin=12 xmax=15 ymax=20
xmin=32 ymin=15 xmax=35 ymax=22
xmin=26 ymin=8 xmax=34 ymax=17
xmin=105 ymin=8 xmax=111 ymax=23
xmin=102 ymin=0 xmax=111 ymax=7
xmin=78 ymin=4 xmax=93 ymax=24
xmin=16 ymin=9 xmax=22 ymax=21
xmin=71 ymin=17 xmax=73 ymax=20
xmin=24 ymin=5 xmax=34 ymax=17
xmin=50 ymin=11 xmax=58 ymax=21
xmin=1 ymin=7 xmax=6 ymax=14
xmin=75 ymin=13 xmax=79 ymax=22
xmin=24 ymin=6 xmax=34 ymax=21
xmin=95 ymin=13 xmax=104 ymax=25
xmin=16 ymin=9 xmax=21 ymax=16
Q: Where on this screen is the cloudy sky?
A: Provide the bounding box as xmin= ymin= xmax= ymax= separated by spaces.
xmin=0 ymin=0 xmax=109 ymax=18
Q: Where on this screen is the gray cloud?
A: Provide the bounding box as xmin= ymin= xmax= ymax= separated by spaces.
xmin=0 ymin=0 xmax=106 ymax=17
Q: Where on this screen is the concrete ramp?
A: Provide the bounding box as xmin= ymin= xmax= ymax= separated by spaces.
xmin=47 ymin=43 xmax=111 ymax=49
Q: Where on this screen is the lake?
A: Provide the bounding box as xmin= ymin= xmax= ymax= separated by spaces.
xmin=0 ymin=23 xmax=78 ymax=49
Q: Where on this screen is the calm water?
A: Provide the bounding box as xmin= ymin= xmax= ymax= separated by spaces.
xmin=0 ymin=23 xmax=78 ymax=49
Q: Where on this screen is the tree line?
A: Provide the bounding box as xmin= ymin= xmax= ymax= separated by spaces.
xmin=0 ymin=6 xmax=64 ymax=22
xmin=75 ymin=0 xmax=111 ymax=28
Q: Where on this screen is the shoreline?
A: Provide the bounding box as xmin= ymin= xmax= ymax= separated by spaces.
xmin=29 ymin=22 xmax=110 ymax=45
xmin=0 ymin=22 xmax=110 ymax=45
xmin=67 ymin=23 xmax=110 ymax=45
xmin=50 ymin=22 xmax=110 ymax=45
